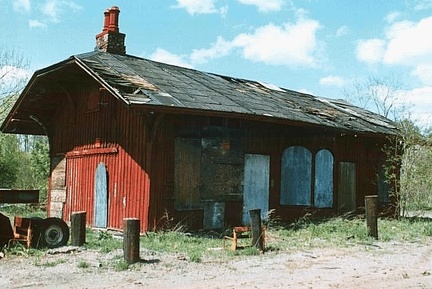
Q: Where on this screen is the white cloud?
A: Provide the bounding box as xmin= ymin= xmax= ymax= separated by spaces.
xmin=188 ymin=19 xmax=322 ymax=68
xmin=383 ymin=17 xmax=432 ymax=65
xmin=335 ymin=25 xmax=348 ymax=37
xmin=403 ymin=86 xmax=432 ymax=127
xmin=319 ymin=75 xmax=345 ymax=87
xmin=412 ymin=64 xmax=432 ymax=85
xmin=384 ymin=11 xmax=401 ymax=24
xmin=354 ymin=16 xmax=432 ymax=89
xmin=355 ymin=39 xmax=385 ymax=64
xmin=233 ymin=19 xmax=321 ymax=67
xmin=149 ymin=48 xmax=194 ymax=69
xmin=29 ymin=20 xmax=46 ymax=28
xmin=190 ymin=36 xmax=233 ymax=64
xmin=172 ymin=0 xmax=225 ymax=15
xmin=414 ymin=0 xmax=432 ymax=11
xmin=13 ymin=0 xmax=31 ymax=13
xmin=237 ymin=0 xmax=284 ymax=12
xmin=356 ymin=16 xmax=432 ymax=70
xmin=41 ymin=0 xmax=82 ymax=23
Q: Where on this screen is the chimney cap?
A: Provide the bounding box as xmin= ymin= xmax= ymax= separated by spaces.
xmin=95 ymin=6 xmax=126 ymax=55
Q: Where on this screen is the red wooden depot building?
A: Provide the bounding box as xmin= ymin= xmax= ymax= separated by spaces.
xmin=1 ymin=7 xmax=399 ymax=232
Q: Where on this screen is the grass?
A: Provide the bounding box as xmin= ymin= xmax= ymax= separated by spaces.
xmin=2 ymin=204 xmax=432 ymax=267
xmin=142 ymin=231 xmax=224 ymax=262
xmin=3 ymin=242 xmax=44 ymax=258
xmin=83 ymin=229 xmax=123 ymax=253
xmin=137 ymin=214 xmax=432 ymax=261
xmin=77 ymin=260 xmax=90 ymax=268
xmin=35 ymin=258 xmax=66 ymax=267
xmin=0 ymin=204 xmax=46 ymax=219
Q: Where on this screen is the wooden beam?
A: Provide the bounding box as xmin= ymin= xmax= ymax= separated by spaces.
xmin=0 ymin=190 xmax=39 ymax=204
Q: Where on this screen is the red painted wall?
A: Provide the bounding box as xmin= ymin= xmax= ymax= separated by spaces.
xmin=48 ymin=80 xmax=393 ymax=232
xmin=49 ymin=84 xmax=152 ymax=232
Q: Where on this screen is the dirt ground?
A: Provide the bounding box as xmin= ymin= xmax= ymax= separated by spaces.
xmin=1 ymin=239 xmax=431 ymax=289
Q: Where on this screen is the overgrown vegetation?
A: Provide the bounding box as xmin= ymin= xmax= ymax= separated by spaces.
xmin=84 ymin=229 xmax=123 ymax=253
xmin=383 ymin=119 xmax=432 ymax=214
xmin=344 ymin=75 xmax=432 ymax=214
xmin=81 ymin=214 xmax=432 ymax=261
xmin=267 ymin=214 xmax=432 ymax=252
xmin=2 ymin=209 xmax=432 ymax=272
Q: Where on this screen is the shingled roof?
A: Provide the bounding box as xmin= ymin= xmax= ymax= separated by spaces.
xmin=77 ymin=51 xmax=397 ymax=134
xmin=1 ymin=50 xmax=398 ymax=136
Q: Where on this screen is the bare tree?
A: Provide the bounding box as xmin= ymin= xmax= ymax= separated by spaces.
xmin=0 ymin=46 xmax=29 ymax=121
xmin=345 ymin=75 xmax=432 ymax=215
xmin=344 ymin=75 xmax=410 ymax=121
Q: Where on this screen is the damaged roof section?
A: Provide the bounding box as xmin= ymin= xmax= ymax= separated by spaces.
xmin=2 ymin=50 xmax=399 ymax=136
xmin=76 ymin=51 xmax=397 ymax=135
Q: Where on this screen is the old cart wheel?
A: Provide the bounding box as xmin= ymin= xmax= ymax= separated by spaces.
xmin=30 ymin=217 xmax=45 ymax=248
xmin=41 ymin=218 xmax=69 ymax=248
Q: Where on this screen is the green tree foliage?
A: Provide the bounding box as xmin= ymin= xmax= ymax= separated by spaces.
xmin=30 ymin=137 xmax=50 ymax=202
xmin=0 ymin=134 xmax=50 ymax=200
xmin=0 ymin=134 xmax=20 ymax=188
xmin=397 ymin=120 xmax=432 ymax=212
xmin=0 ymin=47 xmax=50 ymax=204
xmin=381 ymin=119 xmax=432 ymax=215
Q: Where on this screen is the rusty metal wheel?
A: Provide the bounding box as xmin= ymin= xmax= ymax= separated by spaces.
xmin=40 ymin=218 xmax=69 ymax=248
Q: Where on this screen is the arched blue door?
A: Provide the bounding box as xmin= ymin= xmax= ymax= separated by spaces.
xmin=94 ymin=162 xmax=108 ymax=228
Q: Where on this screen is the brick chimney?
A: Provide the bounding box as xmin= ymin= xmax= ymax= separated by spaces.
xmin=95 ymin=6 xmax=126 ymax=54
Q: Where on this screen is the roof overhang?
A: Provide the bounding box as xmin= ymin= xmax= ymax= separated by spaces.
xmin=0 ymin=56 xmax=122 ymax=135
xmin=1 ymin=51 xmax=400 ymax=139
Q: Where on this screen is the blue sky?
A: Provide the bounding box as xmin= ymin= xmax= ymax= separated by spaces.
xmin=2 ymin=0 xmax=432 ymax=128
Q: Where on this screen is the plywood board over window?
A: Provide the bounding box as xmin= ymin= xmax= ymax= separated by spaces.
xmin=243 ymin=154 xmax=270 ymax=224
xmin=174 ymin=138 xmax=201 ymax=210
xmin=280 ymin=146 xmax=312 ymax=206
xmin=200 ymin=127 xmax=244 ymax=202
xmin=338 ymin=162 xmax=356 ymax=212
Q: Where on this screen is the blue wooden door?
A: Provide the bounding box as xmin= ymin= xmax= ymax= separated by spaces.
xmin=314 ymin=149 xmax=334 ymax=208
xmin=242 ymin=154 xmax=270 ymax=225
xmin=94 ymin=162 xmax=108 ymax=228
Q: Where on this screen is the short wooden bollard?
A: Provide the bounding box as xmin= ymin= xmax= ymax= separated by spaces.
xmin=71 ymin=211 xmax=86 ymax=246
xmin=365 ymin=195 xmax=378 ymax=239
xmin=249 ymin=209 xmax=264 ymax=252
xmin=123 ymin=218 xmax=140 ymax=264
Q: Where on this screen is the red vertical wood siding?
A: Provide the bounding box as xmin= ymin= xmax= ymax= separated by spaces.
xmin=48 ymin=81 xmax=393 ymax=231
xmin=50 ymin=84 xmax=151 ymax=232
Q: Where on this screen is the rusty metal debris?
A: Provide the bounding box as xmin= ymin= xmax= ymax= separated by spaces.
xmin=0 ymin=190 xmax=69 ymax=250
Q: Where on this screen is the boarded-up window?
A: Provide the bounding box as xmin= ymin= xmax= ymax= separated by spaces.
xmin=314 ymin=149 xmax=334 ymax=208
xmin=87 ymin=91 xmax=100 ymax=112
xmin=280 ymin=146 xmax=312 ymax=206
xmin=243 ymin=154 xmax=270 ymax=224
xmin=174 ymin=138 xmax=201 ymax=210
xmin=200 ymin=127 xmax=244 ymax=201
xmin=338 ymin=162 xmax=356 ymax=212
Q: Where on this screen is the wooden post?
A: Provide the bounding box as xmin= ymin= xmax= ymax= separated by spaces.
xmin=123 ymin=218 xmax=140 ymax=264
xmin=365 ymin=195 xmax=378 ymax=239
xmin=70 ymin=211 xmax=86 ymax=246
xmin=249 ymin=209 xmax=264 ymax=252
